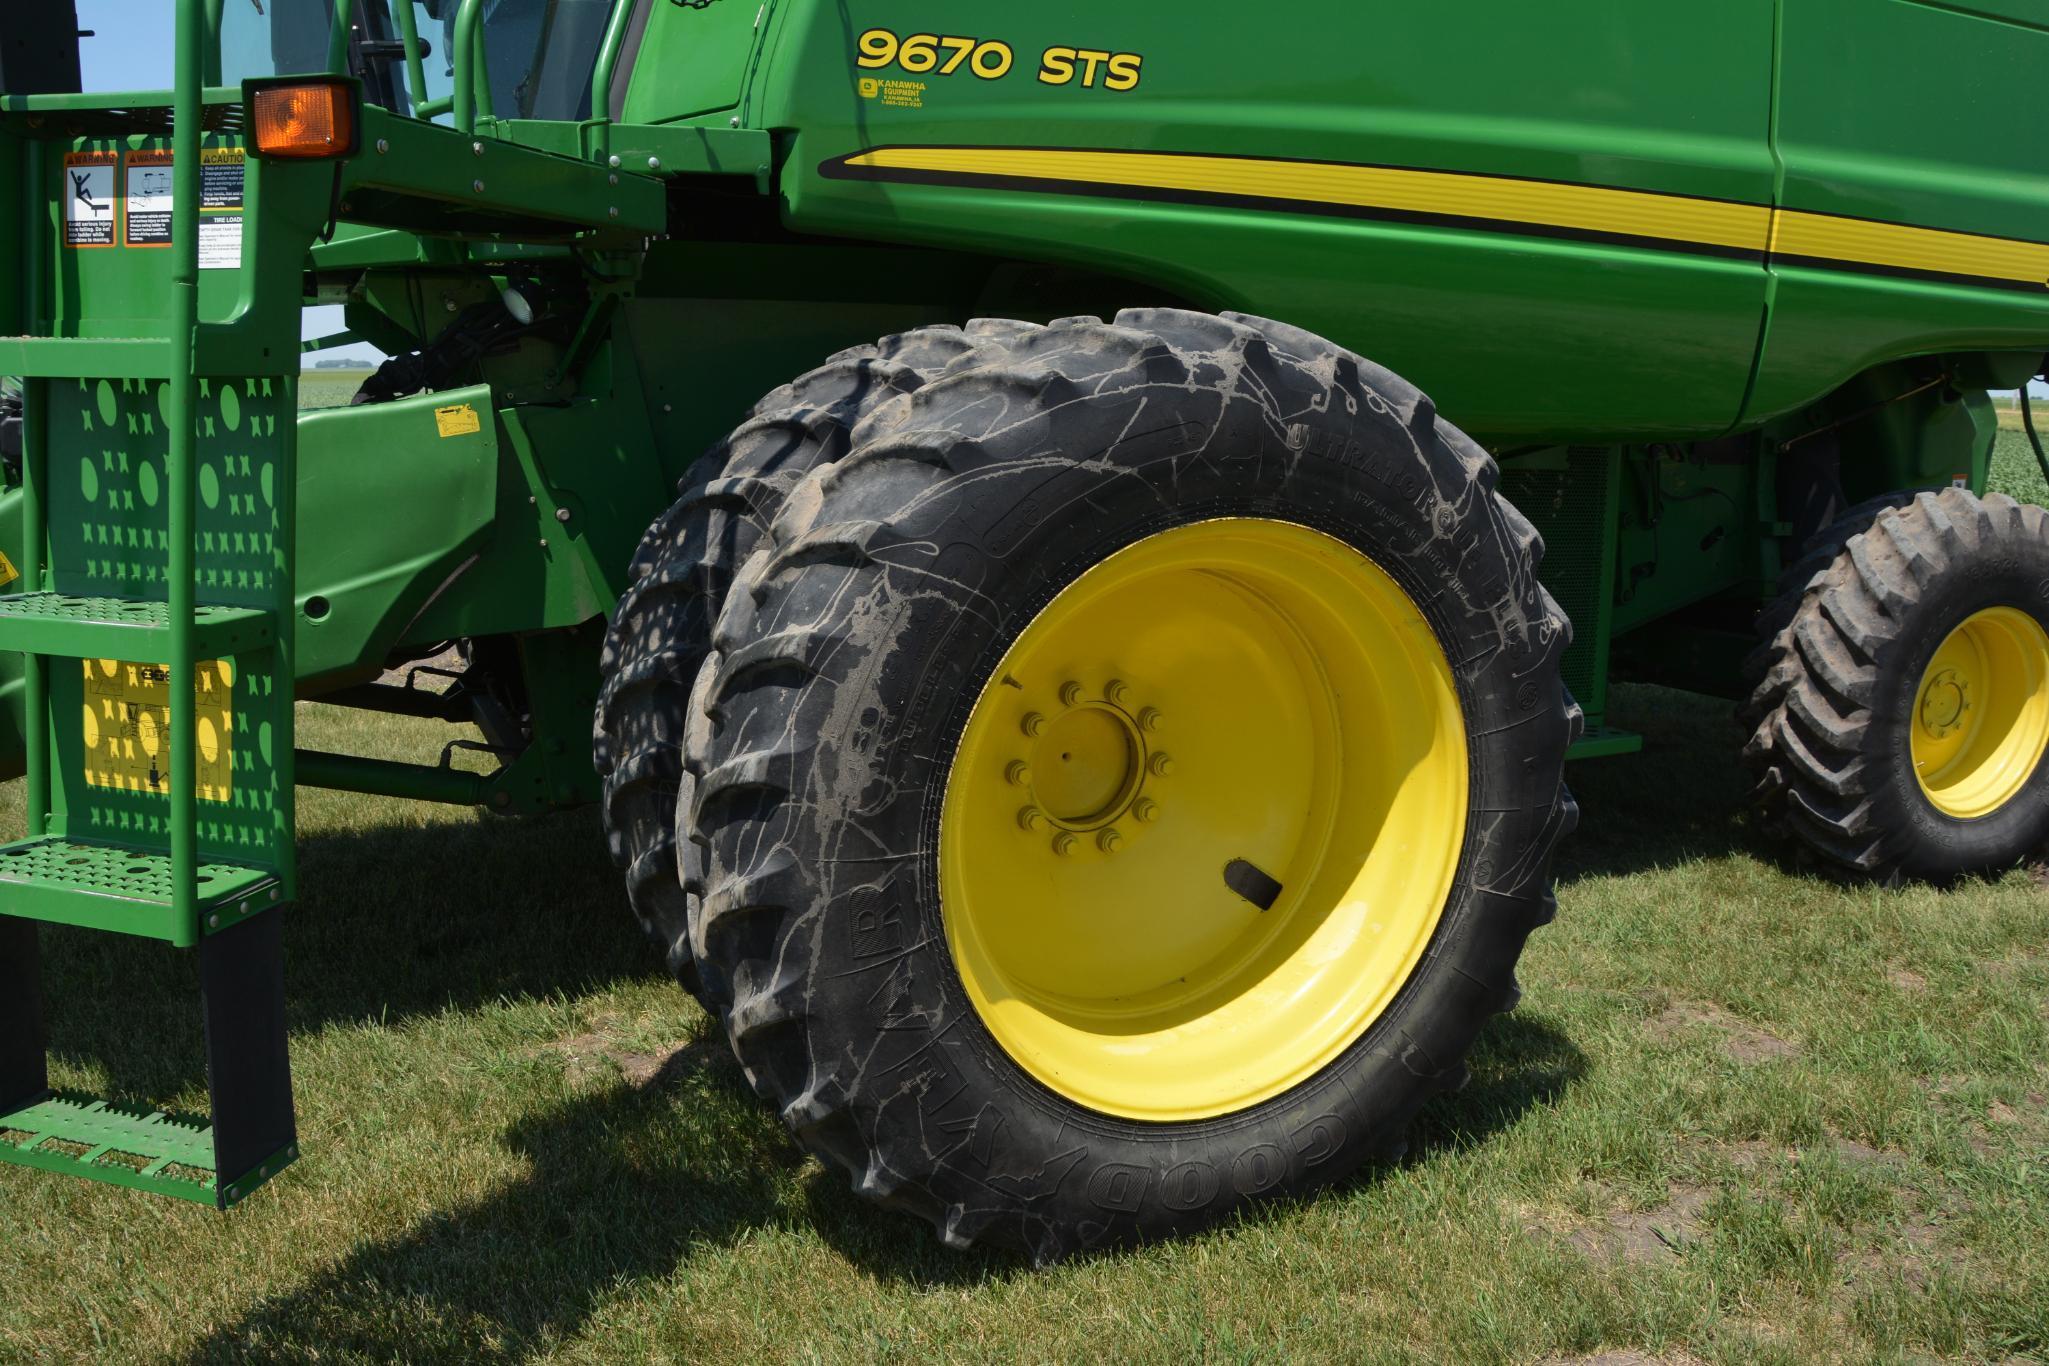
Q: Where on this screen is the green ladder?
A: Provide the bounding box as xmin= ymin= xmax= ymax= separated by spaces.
xmin=0 ymin=45 xmax=299 ymax=1207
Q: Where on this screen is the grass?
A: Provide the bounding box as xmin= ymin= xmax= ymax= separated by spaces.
xmin=298 ymin=370 xmax=371 ymax=411
xmin=0 ymin=442 xmax=2043 ymax=1363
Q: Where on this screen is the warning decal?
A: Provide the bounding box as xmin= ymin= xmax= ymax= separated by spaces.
xmin=82 ymin=658 xmax=235 ymax=802
xmin=63 ymin=152 xmax=117 ymax=247
xmin=199 ymin=146 xmax=245 ymax=271
xmin=0 ymin=551 xmax=18 ymax=589
xmin=434 ymin=403 xmax=483 ymax=438
xmin=125 ymin=149 xmax=174 ymax=247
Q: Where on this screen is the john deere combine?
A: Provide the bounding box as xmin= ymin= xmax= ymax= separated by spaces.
xmin=2 ymin=0 xmax=2046 ymax=1259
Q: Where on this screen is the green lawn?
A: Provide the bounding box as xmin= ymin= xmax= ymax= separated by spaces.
xmin=0 ymin=441 xmax=2043 ymax=1364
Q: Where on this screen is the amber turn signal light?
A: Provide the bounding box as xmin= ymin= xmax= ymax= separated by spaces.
xmin=250 ymin=80 xmax=359 ymax=160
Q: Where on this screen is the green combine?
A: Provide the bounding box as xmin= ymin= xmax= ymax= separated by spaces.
xmin=2 ymin=0 xmax=2046 ymax=1261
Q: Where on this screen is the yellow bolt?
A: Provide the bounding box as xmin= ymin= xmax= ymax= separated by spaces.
xmin=1052 ymin=832 xmax=1079 ymax=857
xmin=1021 ymin=712 xmax=1047 ymax=738
xmin=1059 ymin=681 xmax=1085 ymax=708
xmin=1017 ymin=807 xmax=1045 ymax=831
xmin=1098 ymin=828 xmax=1124 ymax=854
xmin=1105 ymin=679 xmax=1130 ymax=708
xmin=1149 ymin=752 xmax=1175 ymax=777
xmin=1006 ymin=761 xmax=1033 ymax=787
xmin=1138 ymin=707 xmax=1164 ymax=733
xmin=1133 ymin=799 xmax=1159 ymax=823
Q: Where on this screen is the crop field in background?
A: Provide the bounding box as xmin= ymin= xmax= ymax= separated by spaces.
xmin=0 ymin=412 xmax=2041 ymax=1363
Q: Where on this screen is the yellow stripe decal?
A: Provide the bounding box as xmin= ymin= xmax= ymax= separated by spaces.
xmin=837 ymin=147 xmax=2049 ymax=292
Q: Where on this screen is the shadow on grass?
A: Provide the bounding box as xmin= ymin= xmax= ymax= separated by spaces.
xmin=39 ymin=806 xmax=654 ymax=1102
xmin=1555 ymin=682 xmax=1775 ymax=882
xmin=169 ymin=1011 xmax=1583 ymax=1361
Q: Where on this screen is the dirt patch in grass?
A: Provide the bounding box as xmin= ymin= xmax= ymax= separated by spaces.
xmin=1646 ymin=1001 xmax=1800 ymax=1064
xmin=549 ymin=1014 xmax=727 ymax=1089
xmin=1540 ymin=1350 xmax=1706 ymax=1365
xmin=1888 ymin=968 xmax=1928 ymax=992
xmin=1566 ymin=1185 xmax=1713 ymax=1266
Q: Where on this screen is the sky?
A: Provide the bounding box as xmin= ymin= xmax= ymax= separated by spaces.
xmin=77 ymin=0 xmax=382 ymax=365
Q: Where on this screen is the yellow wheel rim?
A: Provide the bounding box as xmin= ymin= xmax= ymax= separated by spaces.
xmin=939 ymin=519 xmax=1469 ymax=1123
xmin=1911 ymin=606 xmax=2049 ymax=819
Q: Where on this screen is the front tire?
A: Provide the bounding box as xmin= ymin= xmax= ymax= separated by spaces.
xmin=686 ymin=311 xmax=1579 ymax=1260
xmin=1742 ymin=488 xmax=2049 ymax=879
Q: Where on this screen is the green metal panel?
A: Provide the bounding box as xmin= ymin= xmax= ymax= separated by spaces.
xmin=756 ymin=0 xmax=1778 ymax=443
xmin=293 ymin=384 xmax=498 ymax=685
xmin=618 ymin=0 xmax=770 ymax=124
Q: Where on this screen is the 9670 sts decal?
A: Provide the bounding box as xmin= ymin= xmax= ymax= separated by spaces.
xmin=857 ymin=28 xmax=1143 ymax=93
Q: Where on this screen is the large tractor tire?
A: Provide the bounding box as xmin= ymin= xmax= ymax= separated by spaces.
xmin=594 ymin=325 xmax=1019 ymax=994
xmin=1742 ymin=488 xmax=2049 ymax=880
xmin=678 ymin=310 xmax=1579 ymax=1260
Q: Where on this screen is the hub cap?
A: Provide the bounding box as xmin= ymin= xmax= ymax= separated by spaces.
xmin=939 ymin=520 xmax=1469 ymax=1122
xmin=1911 ymin=606 xmax=2049 ymax=819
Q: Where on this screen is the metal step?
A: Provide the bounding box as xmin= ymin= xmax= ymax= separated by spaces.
xmin=0 ymin=1094 xmax=293 ymax=1207
xmin=0 ymin=915 xmax=297 ymax=1210
xmin=0 ymin=594 xmax=273 ymax=659
xmin=0 ymin=837 xmax=279 ymax=945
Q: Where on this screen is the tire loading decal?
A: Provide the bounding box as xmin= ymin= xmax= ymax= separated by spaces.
xmin=821 ymin=146 xmax=2049 ymax=295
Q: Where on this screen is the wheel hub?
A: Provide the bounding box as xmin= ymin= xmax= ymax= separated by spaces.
xmin=1011 ymin=683 xmax=1167 ymax=855
xmin=1918 ymin=669 xmax=1968 ymax=738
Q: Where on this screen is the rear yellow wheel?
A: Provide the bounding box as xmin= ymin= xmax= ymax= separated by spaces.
xmin=1911 ymin=606 xmax=2049 ymax=820
xmin=941 ymin=519 xmax=1468 ymax=1122
xmin=690 ymin=310 xmax=1575 ymax=1259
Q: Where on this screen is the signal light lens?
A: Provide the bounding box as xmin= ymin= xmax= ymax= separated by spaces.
xmin=251 ymin=81 xmax=358 ymax=160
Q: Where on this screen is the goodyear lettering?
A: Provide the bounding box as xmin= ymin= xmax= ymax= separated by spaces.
xmin=1085 ymin=1163 xmax=1150 ymax=1213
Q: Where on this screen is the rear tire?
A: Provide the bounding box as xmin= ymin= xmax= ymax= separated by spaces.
xmin=1741 ymin=488 xmax=2049 ymax=879
xmin=594 ymin=326 xmax=1009 ymax=993
xmin=684 ymin=310 xmax=1579 ymax=1260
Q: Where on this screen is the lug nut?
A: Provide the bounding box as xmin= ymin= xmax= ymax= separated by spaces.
xmin=1133 ymin=799 xmax=1159 ymax=823
xmin=1059 ymin=682 xmax=1085 ymax=707
xmin=1105 ymin=680 xmax=1130 ymax=707
xmin=1017 ymin=807 xmax=1045 ymax=831
xmin=1052 ymin=832 xmax=1079 ymax=857
xmin=1138 ymin=707 xmax=1164 ymax=732
xmin=1006 ymin=761 xmax=1033 ymax=787
xmin=1098 ymin=829 xmax=1124 ymax=854
xmin=1021 ymin=712 xmax=1047 ymax=738
xmin=1149 ymin=753 xmax=1175 ymax=777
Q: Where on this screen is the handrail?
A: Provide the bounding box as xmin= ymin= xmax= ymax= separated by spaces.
xmin=391 ymin=0 xmax=432 ymax=116
xmin=590 ymin=0 xmax=637 ymax=152
xmin=170 ymin=0 xmax=205 ymax=930
xmin=450 ymin=0 xmax=494 ymax=134
xmin=326 ymin=0 xmax=357 ymax=76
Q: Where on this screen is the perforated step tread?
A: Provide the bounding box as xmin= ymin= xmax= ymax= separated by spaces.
xmin=0 ymin=1094 xmax=292 ymax=1207
xmin=0 ymin=593 xmax=272 ymax=658
xmin=0 ymin=837 xmax=278 ymax=941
